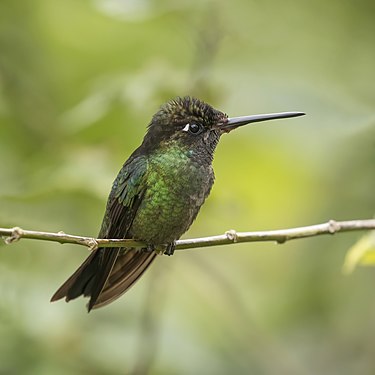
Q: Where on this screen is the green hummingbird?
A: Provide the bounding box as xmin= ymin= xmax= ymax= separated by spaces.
xmin=51 ymin=96 xmax=304 ymax=311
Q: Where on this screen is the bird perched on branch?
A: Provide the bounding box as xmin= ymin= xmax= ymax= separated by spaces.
xmin=51 ymin=96 xmax=304 ymax=311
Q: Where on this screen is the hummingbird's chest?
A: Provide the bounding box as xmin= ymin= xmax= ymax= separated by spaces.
xmin=130 ymin=147 xmax=214 ymax=244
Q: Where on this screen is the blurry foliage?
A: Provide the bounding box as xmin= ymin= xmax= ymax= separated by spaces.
xmin=343 ymin=232 xmax=375 ymax=274
xmin=0 ymin=0 xmax=374 ymax=374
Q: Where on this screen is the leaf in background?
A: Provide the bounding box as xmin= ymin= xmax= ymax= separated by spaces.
xmin=343 ymin=231 xmax=375 ymax=274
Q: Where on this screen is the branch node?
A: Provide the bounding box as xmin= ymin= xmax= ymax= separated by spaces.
xmin=328 ymin=220 xmax=340 ymax=234
xmin=87 ymin=239 xmax=99 ymax=251
xmin=4 ymin=227 xmax=23 ymax=244
xmin=225 ymin=229 xmax=238 ymax=243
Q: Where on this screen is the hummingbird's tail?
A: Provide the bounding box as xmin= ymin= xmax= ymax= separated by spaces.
xmin=50 ymin=248 xmax=157 ymax=311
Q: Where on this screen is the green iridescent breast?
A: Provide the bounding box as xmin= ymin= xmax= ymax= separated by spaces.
xmin=129 ymin=145 xmax=214 ymax=244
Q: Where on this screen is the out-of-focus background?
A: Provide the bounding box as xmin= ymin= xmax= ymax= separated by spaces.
xmin=0 ymin=0 xmax=374 ymax=374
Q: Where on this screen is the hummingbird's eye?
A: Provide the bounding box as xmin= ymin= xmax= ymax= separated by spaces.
xmin=182 ymin=123 xmax=203 ymax=135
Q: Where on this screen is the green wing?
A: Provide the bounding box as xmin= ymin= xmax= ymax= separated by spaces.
xmin=99 ymin=155 xmax=149 ymax=239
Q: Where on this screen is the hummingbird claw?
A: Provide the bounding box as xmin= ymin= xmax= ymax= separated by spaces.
xmin=142 ymin=244 xmax=155 ymax=253
xmin=164 ymin=241 xmax=176 ymax=256
xmin=142 ymin=244 xmax=166 ymax=256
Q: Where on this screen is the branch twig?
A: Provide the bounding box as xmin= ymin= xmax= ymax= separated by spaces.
xmin=1 ymin=219 xmax=374 ymax=252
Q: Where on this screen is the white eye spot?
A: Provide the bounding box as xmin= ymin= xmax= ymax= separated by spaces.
xmin=182 ymin=123 xmax=190 ymax=132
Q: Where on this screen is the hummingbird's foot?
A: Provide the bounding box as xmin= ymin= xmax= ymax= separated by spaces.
xmin=143 ymin=244 xmax=155 ymax=253
xmin=142 ymin=244 xmax=165 ymax=256
xmin=164 ymin=241 xmax=176 ymax=256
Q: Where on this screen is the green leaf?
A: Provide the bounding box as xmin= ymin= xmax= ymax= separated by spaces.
xmin=343 ymin=232 xmax=375 ymax=274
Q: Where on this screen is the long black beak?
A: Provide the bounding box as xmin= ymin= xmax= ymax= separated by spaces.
xmin=221 ymin=111 xmax=305 ymax=132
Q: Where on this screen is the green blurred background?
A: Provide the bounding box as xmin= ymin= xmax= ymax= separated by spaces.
xmin=0 ymin=0 xmax=374 ymax=374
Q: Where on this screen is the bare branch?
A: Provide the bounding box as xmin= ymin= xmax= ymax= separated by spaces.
xmin=1 ymin=219 xmax=374 ymax=252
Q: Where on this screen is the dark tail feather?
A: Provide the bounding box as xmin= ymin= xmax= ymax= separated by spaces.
xmin=92 ymin=250 xmax=157 ymax=309
xmin=51 ymin=249 xmax=157 ymax=311
xmin=50 ymin=251 xmax=100 ymax=302
xmin=51 ymin=247 xmax=120 ymax=311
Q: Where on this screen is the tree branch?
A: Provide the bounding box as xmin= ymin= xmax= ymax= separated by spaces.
xmin=1 ymin=219 xmax=374 ymax=252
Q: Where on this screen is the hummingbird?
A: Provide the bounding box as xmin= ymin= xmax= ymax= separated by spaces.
xmin=51 ymin=96 xmax=304 ymax=311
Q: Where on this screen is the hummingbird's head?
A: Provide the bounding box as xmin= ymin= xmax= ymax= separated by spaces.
xmin=144 ymin=96 xmax=304 ymax=158
xmin=145 ymin=97 xmax=226 ymax=155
